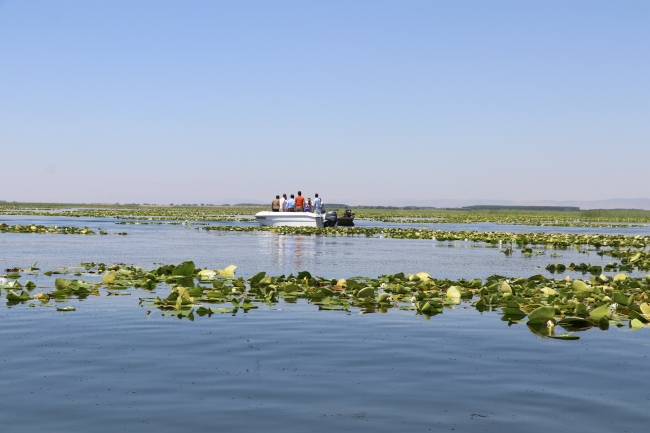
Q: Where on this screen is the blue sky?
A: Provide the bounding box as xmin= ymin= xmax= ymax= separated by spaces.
xmin=1 ymin=0 xmax=648 ymax=205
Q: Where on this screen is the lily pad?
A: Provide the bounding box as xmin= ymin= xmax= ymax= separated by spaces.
xmin=356 ymin=287 xmax=375 ymax=298
xmin=572 ymin=280 xmax=590 ymax=292
xmin=528 ymin=306 xmax=556 ymax=322
xmin=589 ymin=304 xmax=611 ymax=321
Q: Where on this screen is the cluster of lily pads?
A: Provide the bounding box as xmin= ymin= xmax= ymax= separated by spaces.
xmin=0 ymin=206 xmax=259 ymax=222
xmin=0 ymin=223 xmax=114 ymax=235
xmin=351 ymin=209 xmax=650 ymax=226
xmin=358 ymin=216 xmax=646 ymax=228
xmin=2 ymin=261 xmax=650 ymax=339
xmin=203 ymin=225 xmax=649 ymax=248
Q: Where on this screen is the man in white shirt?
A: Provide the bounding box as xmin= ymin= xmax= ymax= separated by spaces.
xmin=280 ymin=194 xmax=287 ymax=212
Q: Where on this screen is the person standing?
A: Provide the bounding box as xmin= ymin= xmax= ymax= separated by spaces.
xmin=285 ymin=194 xmax=296 ymax=212
xmin=313 ymin=193 xmax=322 ymax=214
xmin=280 ymin=194 xmax=287 ymax=212
xmin=271 ymin=195 xmax=281 ymax=212
xmin=295 ymin=191 xmax=305 ymax=212
xmin=305 ymin=198 xmax=312 ymax=213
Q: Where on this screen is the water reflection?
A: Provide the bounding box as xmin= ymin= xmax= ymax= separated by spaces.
xmin=263 ymin=235 xmax=327 ymax=272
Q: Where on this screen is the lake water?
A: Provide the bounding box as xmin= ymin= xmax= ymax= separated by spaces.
xmin=1 ymin=216 xmax=649 ymax=432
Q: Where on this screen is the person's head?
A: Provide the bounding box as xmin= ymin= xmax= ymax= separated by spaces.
xmin=308 ymin=198 xmax=311 ymax=202
xmin=276 ymin=195 xmax=280 ymax=199
xmin=290 ymin=194 xmax=295 ymax=198
xmin=283 ymin=194 xmax=287 ymax=198
xmin=298 ymin=191 xmax=302 ymax=196
xmin=315 ymin=193 xmax=319 ymax=198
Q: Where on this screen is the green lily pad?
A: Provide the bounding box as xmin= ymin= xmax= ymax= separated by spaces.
xmin=640 ymin=302 xmax=650 ymax=315
xmin=172 ymin=261 xmax=196 ymax=277
xmin=528 ymin=306 xmax=555 ymax=322
xmin=589 ymin=304 xmax=610 ymax=321
xmin=630 ymin=318 xmax=645 ymax=330
xmin=629 ymin=310 xmax=648 ymax=323
xmin=446 ymin=286 xmax=462 ymax=298
xmin=356 ymin=287 xmax=375 ymax=298
xmin=572 ymin=280 xmax=591 ymax=292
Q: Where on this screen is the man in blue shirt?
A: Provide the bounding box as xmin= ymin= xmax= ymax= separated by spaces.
xmin=285 ymin=194 xmax=296 ymax=212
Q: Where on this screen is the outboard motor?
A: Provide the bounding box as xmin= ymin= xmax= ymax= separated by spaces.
xmin=323 ymin=211 xmax=338 ymax=228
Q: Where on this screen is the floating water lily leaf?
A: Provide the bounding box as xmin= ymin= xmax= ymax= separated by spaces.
xmin=613 ymin=273 xmax=628 ymax=282
xmin=640 ymin=302 xmax=650 ymax=315
xmin=296 ymin=271 xmax=312 ymax=280
xmin=6 ymin=290 xmax=30 ymax=301
xmin=612 ymin=292 xmax=629 ymax=306
xmin=198 ymin=269 xmax=216 ymax=279
xmin=57 ymin=306 xmax=76 ymax=311
xmin=502 ymin=307 xmax=526 ymax=318
xmin=575 ymin=303 xmax=588 ymax=316
xmin=541 ymin=287 xmax=557 ymax=296
xmin=572 ymin=280 xmax=590 ymax=292
xmin=377 ymin=293 xmax=391 ymax=302
xmin=217 ymin=265 xmax=237 ymax=277
xmin=356 ymin=287 xmax=374 ymax=298
xmin=447 ymin=286 xmax=462 ymax=298
xmin=55 ymin=278 xmax=72 ymax=291
xmin=102 ymin=271 xmax=116 ymax=284
xmin=589 ymin=304 xmax=611 ymax=321
xmin=241 ymin=299 xmax=258 ymax=310
xmin=172 ymin=261 xmax=195 ymax=277
xmin=283 ymin=284 xmax=300 ymax=294
xmin=336 ymin=278 xmax=347 ymax=288
xmin=500 ymin=282 xmax=512 ymax=294
xmin=629 ymin=310 xmax=648 ymax=323
xmin=248 ymin=272 xmax=266 ymax=286
xmin=416 ymin=272 xmax=431 ymax=281
xmin=630 ymin=318 xmax=645 ymax=330
xmin=528 ymin=306 xmax=556 ymax=322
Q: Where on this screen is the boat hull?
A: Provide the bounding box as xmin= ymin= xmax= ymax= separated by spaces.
xmin=337 ymin=216 xmax=354 ymax=227
xmin=255 ymin=211 xmax=324 ymax=228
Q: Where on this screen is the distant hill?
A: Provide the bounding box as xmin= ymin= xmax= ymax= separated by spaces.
xmin=341 ymin=197 xmax=650 ymax=210
xmin=460 ymin=205 xmax=580 ymax=212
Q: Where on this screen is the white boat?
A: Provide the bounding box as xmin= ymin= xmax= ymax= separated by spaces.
xmin=255 ymin=211 xmax=325 ymax=228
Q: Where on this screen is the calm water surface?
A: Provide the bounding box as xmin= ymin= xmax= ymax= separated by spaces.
xmin=1 ymin=217 xmax=649 ymax=432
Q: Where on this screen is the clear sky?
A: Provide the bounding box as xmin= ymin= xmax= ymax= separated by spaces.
xmin=1 ymin=0 xmax=648 ymax=205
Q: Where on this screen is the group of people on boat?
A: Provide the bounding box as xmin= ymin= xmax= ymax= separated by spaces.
xmin=271 ymin=191 xmax=323 ymax=214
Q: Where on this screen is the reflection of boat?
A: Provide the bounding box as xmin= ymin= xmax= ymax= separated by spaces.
xmin=255 ymin=211 xmax=339 ymax=228
xmin=337 ymin=209 xmax=355 ymax=227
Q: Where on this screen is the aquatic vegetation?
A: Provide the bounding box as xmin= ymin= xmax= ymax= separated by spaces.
xmin=203 ymin=225 xmax=650 ymax=248
xmin=0 ymin=223 xmax=105 ymax=235
xmin=0 ymin=205 xmax=260 ymax=222
xmin=4 ymin=261 xmax=650 ymax=340
xmin=597 ymin=249 xmax=650 ymax=272
xmin=2 ymin=203 xmax=649 ymax=227
xmin=355 ymin=216 xmax=647 ymax=228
